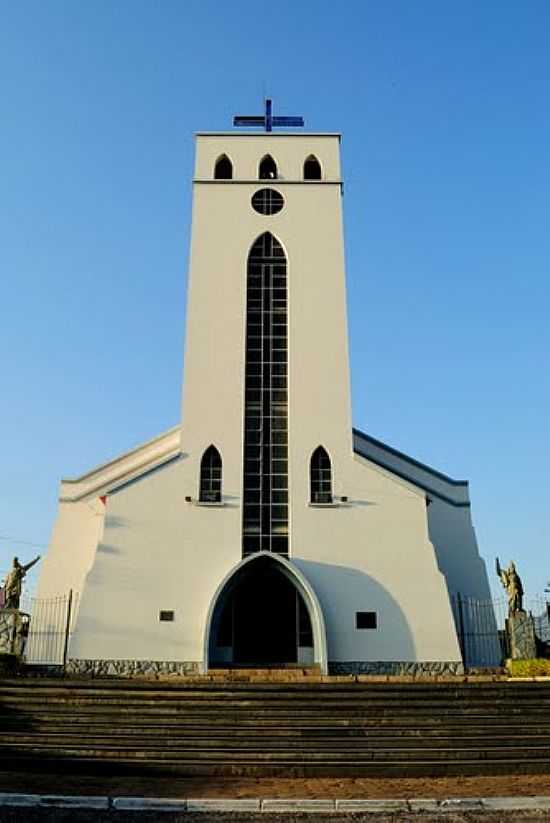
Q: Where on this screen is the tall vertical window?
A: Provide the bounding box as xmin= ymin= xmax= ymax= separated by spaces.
xmin=214 ymin=155 xmax=233 ymax=179
xmin=303 ymin=155 xmax=322 ymax=180
xmin=200 ymin=445 xmax=222 ymax=502
xmin=310 ymin=447 xmax=332 ymax=504
xmin=243 ymin=233 xmax=288 ymax=555
xmin=259 ymin=155 xmax=278 ymax=180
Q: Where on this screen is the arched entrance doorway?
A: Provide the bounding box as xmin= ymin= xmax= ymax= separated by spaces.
xmin=204 ymin=553 xmax=328 ymax=673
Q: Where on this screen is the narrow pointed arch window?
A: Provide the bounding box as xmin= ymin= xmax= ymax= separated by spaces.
xmin=304 ymin=155 xmax=322 ymax=180
xmin=243 ymin=232 xmax=288 ymax=555
xmin=310 ymin=447 xmax=332 ymax=504
xmin=259 ymin=154 xmax=278 ymax=180
xmin=200 ymin=445 xmax=222 ymax=502
xmin=214 ymin=155 xmax=233 ymax=180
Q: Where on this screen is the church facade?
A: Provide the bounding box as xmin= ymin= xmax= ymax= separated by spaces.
xmin=35 ymin=116 xmax=497 ymax=675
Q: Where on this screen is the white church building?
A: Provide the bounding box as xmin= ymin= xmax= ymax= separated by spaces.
xmin=35 ymin=104 xmax=497 ymax=676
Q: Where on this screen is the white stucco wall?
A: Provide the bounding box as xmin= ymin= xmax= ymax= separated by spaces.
xmin=35 ymin=427 xmax=180 ymax=605
xmin=292 ymin=456 xmax=461 ymax=663
xmin=36 ymin=499 xmax=105 ymax=601
xmin=69 ymin=458 xmax=242 ymax=663
xmin=352 ymin=429 xmax=495 ymax=603
xmin=427 ymin=499 xmax=491 ymax=600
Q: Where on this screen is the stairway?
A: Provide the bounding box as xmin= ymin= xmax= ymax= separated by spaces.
xmin=1 ymin=677 xmax=550 ymax=777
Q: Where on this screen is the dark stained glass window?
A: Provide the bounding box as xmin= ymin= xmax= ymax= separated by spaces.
xmin=200 ymin=445 xmax=222 ymax=502
xmin=243 ymin=233 xmax=288 ymax=555
xmin=310 ymin=446 xmax=332 ymax=504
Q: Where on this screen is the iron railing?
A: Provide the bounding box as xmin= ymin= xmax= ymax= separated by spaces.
xmin=450 ymin=593 xmax=550 ymax=668
xmin=20 ymin=591 xmax=79 ymax=667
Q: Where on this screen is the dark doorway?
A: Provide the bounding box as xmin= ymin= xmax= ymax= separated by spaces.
xmin=234 ymin=565 xmax=295 ymax=664
xmin=213 ymin=559 xmax=313 ymax=667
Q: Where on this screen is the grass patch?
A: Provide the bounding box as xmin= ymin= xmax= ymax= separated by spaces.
xmin=507 ymin=658 xmax=550 ymax=677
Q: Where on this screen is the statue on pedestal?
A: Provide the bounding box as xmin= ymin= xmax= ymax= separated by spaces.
xmin=2 ymin=555 xmax=41 ymax=611
xmin=496 ymin=558 xmax=537 ymax=660
xmin=496 ymin=557 xmax=524 ymax=617
xmin=0 ymin=556 xmax=39 ymax=665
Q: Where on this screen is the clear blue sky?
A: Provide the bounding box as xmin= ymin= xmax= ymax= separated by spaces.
xmin=1 ymin=1 xmax=549 ymax=601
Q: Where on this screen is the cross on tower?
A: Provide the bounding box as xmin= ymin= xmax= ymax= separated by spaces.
xmin=233 ymin=99 xmax=304 ymax=132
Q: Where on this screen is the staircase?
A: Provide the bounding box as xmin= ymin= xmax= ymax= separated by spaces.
xmin=1 ymin=677 xmax=550 ymax=777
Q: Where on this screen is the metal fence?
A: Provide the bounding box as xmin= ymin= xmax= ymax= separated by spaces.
xmin=20 ymin=591 xmax=79 ymax=666
xmin=12 ymin=589 xmax=550 ymax=671
xmin=528 ymin=596 xmax=550 ymax=644
xmin=450 ymin=594 xmax=501 ymax=667
xmin=450 ymin=593 xmax=550 ymax=668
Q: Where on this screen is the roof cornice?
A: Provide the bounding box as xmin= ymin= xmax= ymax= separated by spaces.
xmin=59 ymin=426 xmax=181 ymax=503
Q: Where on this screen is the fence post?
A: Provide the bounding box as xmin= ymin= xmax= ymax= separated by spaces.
xmin=62 ymin=589 xmax=73 ymax=673
xmin=456 ymin=592 xmax=467 ymax=669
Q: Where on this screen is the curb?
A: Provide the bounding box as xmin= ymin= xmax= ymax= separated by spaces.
xmin=1 ymin=792 xmax=550 ymax=813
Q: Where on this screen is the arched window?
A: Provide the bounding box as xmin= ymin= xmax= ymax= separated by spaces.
xmin=243 ymin=233 xmax=288 ymax=555
xmin=304 ymin=155 xmax=322 ymax=180
xmin=200 ymin=445 xmax=222 ymax=502
xmin=214 ymin=155 xmax=233 ymax=180
xmin=310 ymin=447 xmax=332 ymax=504
xmin=259 ymin=154 xmax=278 ymax=180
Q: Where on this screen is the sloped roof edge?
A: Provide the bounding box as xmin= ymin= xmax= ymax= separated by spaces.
xmin=59 ymin=426 xmax=181 ymax=503
xmin=353 ymin=428 xmax=470 ymax=507
xmin=58 ymin=424 xmax=470 ymax=508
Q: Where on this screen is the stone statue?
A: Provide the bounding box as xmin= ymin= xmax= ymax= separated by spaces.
xmin=2 ymin=555 xmax=41 ymax=610
xmin=496 ymin=557 xmax=524 ymax=616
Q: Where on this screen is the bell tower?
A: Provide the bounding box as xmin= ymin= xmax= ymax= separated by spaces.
xmin=181 ymin=101 xmax=352 ymax=560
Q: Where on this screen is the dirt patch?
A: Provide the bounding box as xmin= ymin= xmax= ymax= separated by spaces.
xmin=2 ymin=772 xmax=550 ymax=800
xmin=0 ymin=810 xmax=549 ymax=823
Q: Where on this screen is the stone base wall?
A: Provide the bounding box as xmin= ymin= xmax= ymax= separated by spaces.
xmin=67 ymin=659 xmax=201 ymax=678
xmin=329 ymin=661 xmax=465 ymax=676
xmin=66 ymin=658 xmax=465 ymax=678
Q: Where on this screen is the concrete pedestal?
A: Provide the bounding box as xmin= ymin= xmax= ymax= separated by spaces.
xmin=0 ymin=608 xmax=28 ymax=658
xmin=506 ymin=611 xmax=537 ymax=660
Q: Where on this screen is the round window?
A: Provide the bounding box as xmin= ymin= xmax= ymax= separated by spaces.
xmin=251 ymin=188 xmax=284 ymax=216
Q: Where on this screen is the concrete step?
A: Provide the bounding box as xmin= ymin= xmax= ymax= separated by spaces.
xmin=4 ymin=689 xmax=550 ymax=707
xmin=2 ymin=677 xmax=550 ymax=777
xmin=1 ymin=679 xmax=546 ymax=696
xmin=3 ymin=705 xmax=550 ymax=722
xmin=3 ymin=720 xmax=549 ymax=736
xmin=1 ymin=754 xmax=549 ymax=778
xmin=3 ymin=745 xmax=550 ymax=769
xmin=3 ymin=689 xmax=550 ymax=706
xmin=4 ymin=732 xmax=550 ymax=750
xmin=4 ymin=699 xmax=550 ymax=712
xmin=0 ymin=677 xmax=545 ymax=688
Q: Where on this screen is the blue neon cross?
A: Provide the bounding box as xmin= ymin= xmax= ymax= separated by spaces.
xmin=233 ymin=99 xmax=304 ymax=132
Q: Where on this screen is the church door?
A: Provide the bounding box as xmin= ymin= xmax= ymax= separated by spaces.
xmin=233 ymin=564 xmax=297 ymax=665
xmin=212 ymin=558 xmax=317 ymax=667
